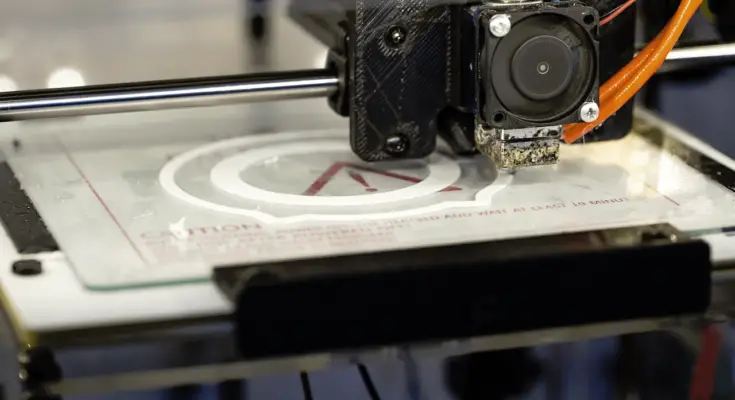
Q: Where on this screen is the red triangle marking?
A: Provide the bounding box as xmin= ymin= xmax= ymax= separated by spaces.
xmin=302 ymin=162 xmax=462 ymax=196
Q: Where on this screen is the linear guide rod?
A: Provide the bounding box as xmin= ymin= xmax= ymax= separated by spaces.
xmin=0 ymin=69 xmax=339 ymax=121
xmin=0 ymin=43 xmax=732 ymax=121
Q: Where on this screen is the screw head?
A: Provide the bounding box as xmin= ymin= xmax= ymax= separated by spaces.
xmin=385 ymin=135 xmax=408 ymax=155
xmin=489 ymin=14 xmax=512 ymax=37
xmin=579 ymin=102 xmax=600 ymax=123
xmin=386 ymin=26 xmax=407 ymax=46
xmin=12 ymin=259 xmax=42 ymax=276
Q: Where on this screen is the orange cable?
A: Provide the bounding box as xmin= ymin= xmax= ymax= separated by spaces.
xmin=600 ymin=0 xmax=638 ymax=26
xmin=565 ymin=13 xmax=667 ymax=136
xmin=600 ymin=33 xmax=663 ymax=104
xmin=563 ymin=0 xmax=702 ymax=143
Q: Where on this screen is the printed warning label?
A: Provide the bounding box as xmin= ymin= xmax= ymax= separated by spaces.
xmin=9 ymin=127 xmax=735 ymax=289
xmin=136 ymin=196 xmax=640 ymax=266
xmin=301 ymin=161 xmax=463 ymax=196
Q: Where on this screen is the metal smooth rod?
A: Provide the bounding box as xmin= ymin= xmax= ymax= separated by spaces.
xmin=0 ymin=43 xmax=730 ymax=122
xmin=665 ymin=43 xmax=735 ymax=62
xmin=656 ymin=43 xmax=735 ymax=73
xmin=0 ymin=69 xmax=339 ymax=121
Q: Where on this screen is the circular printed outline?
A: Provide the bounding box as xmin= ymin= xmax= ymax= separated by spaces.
xmin=209 ymin=140 xmax=461 ymax=207
xmin=158 ymin=130 xmax=513 ymax=224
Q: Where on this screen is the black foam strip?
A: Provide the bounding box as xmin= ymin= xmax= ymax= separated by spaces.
xmin=0 ymin=162 xmax=59 ymax=254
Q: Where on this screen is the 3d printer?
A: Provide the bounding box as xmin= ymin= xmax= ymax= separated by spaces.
xmin=2 ymin=1 xmax=735 ymax=399
xmin=0 ymin=0 xmax=708 ymax=170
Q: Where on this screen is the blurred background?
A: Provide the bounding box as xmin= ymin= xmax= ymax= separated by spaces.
xmin=0 ymin=0 xmax=325 ymax=85
xmin=1 ymin=0 xmax=734 ymax=399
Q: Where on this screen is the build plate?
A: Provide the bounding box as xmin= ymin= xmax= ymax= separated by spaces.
xmin=4 ymin=105 xmax=735 ymax=290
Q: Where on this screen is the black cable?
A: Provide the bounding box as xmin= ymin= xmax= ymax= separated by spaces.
xmin=300 ymin=372 xmax=314 ymax=400
xmin=167 ymin=385 xmax=200 ymax=400
xmin=216 ymin=379 xmax=246 ymax=400
xmin=357 ymin=364 xmax=382 ymax=400
xmin=445 ymin=349 xmax=543 ymax=400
